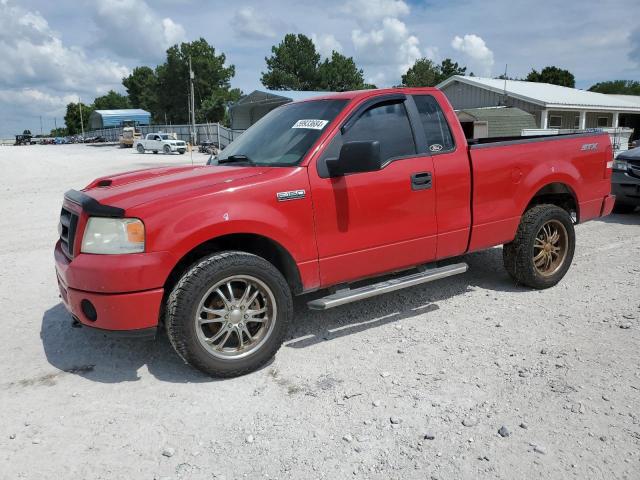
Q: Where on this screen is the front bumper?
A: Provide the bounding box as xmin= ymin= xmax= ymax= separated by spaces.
xmin=612 ymin=170 xmax=640 ymax=206
xmin=54 ymin=241 xmax=166 ymax=331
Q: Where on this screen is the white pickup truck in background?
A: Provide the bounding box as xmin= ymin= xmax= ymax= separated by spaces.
xmin=134 ymin=133 xmax=187 ymax=154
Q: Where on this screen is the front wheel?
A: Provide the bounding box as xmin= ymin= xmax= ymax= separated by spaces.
xmin=503 ymin=204 xmax=575 ymax=289
xmin=166 ymin=252 xmax=292 ymax=377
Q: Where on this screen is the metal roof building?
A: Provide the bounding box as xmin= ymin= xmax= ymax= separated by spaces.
xmin=437 ymin=76 xmax=640 ymax=141
xmin=88 ymin=109 xmax=151 ymax=129
xmin=228 ymin=90 xmax=333 ymax=130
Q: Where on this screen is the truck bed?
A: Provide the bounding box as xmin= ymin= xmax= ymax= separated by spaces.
xmin=466 ymin=131 xmax=612 ymax=252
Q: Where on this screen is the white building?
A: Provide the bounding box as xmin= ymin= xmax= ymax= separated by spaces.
xmin=437 ymin=76 xmax=640 ymax=144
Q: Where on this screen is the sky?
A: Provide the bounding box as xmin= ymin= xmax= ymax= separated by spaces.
xmin=1 ymin=0 xmax=639 ymax=138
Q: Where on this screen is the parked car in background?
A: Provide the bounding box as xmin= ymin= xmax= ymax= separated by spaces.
xmin=612 ymin=146 xmax=640 ymax=213
xmin=134 ymin=133 xmax=187 ymax=154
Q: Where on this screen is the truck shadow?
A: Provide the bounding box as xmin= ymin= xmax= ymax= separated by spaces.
xmin=286 ymin=246 xmax=524 ymax=349
xmin=593 ymin=212 xmax=639 ymax=225
xmin=40 ymin=246 xmax=524 ymax=383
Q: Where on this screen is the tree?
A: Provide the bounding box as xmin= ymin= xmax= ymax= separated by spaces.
xmin=526 ymin=66 xmax=575 ymax=88
xmin=437 ymin=58 xmax=466 ymax=83
xmin=93 ymin=90 xmax=131 ymax=110
xmin=64 ymin=102 xmax=94 ymax=135
xmin=122 ymin=66 xmax=158 ymax=113
xmin=318 ymin=52 xmax=366 ymax=91
xmin=198 ymin=88 xmax=242 ymax=125
xmin=261 ymin=34 xmax=321 ymax=90
xmin=401 ymin=58 xmax=441 ymax=87
xmin=588 ymin=80 xmax=640 ymax=95
xmin=155 ymin=38 xmax=235 ymax=124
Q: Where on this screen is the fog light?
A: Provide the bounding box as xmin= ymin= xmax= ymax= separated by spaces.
xmin=80 ymin=299 xmax=97 ymax=322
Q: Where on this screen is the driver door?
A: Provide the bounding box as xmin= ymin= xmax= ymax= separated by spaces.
xmin=308 ymin=96 xmax=438 ymax=286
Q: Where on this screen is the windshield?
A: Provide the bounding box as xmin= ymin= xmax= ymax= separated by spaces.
xmin=160 ymin=135 xmax=170 ymax=140
xmin=216 ymin=99 xmax=348 ymax=166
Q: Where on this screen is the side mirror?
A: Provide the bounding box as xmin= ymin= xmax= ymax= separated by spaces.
xmin=327 ymin=140 xmax=382 ymax=177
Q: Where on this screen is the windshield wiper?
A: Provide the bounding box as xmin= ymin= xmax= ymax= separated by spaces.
xmin=217 ymin=154 xmax=254 ymax=165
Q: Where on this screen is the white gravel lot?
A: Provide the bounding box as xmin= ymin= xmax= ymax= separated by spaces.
xmin=1 ymin=143 xmax=639 ymax=480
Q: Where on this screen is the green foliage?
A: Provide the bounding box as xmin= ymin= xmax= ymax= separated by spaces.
xmin=261 ymin=34 xmax=321 ymax=90
xmin=198 ymin=88 xmax=242 ymax=124
xmin=64 ymin=102 xmax=94 ymax=135
xmin=50 ymin=127 xmax=68 ymax=137
xmin=93 ymin=90 xmax=131 ymax=110
xmin=401 ymin=58 xmax=467 ymax=87
xmin=122 ymin=66 xmax=158 ymax=113
xmin=318 ymin=52 xmax=367 ymax=91
xmin=156 ymin=38 xmax=235 ymax=124
xmin=588 ymin=80 xmax=640 ymax=95
xmin=261 ymin=34 xmax=371 ymax=92
xmin=401 ymin=58 xmax=440 ymax=87
xmin=525 ymin=66 xmax=575 ymax=88
xmin=438 ymin=59 xmax=466 ymax=82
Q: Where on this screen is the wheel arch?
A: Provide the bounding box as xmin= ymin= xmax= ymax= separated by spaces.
xmin=523 ymin=182 xmax=580 ymax=222
xmin=163 ymin=233 xmax=303 ymax=299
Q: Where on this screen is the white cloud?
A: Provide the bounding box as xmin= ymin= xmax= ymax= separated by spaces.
xmin=312 ymin=33 xmax=343 ymax=58
xmin=451 ymin=34 xmax=494 ymax=76
xmin=0 ymin=2 xmax=129 ymax=94
xmin=231 ymin=6 xmax=280 ymax=40
xmin=92 ymin=0 xmax=186 ymax=62
xmin=352 ymin=17 xmax=421 ymax=84
xmin=342 ymin=0 xmax=409 ymax=23
xmin=0 ymin=1 xmax=130 ymax=136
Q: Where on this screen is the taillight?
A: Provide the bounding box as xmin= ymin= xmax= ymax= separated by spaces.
xmin=604 ymin=143 xmax=613 ymax=179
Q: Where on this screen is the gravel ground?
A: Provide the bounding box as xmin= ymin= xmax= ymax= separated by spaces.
xmin=1 ymin=144 xmax=639 ymax=480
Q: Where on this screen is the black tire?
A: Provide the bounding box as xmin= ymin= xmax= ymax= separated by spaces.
xmin=178 ymin=149 xmax=186 ymax=154
xmin=503 ymin=204 xmax=575 ymax=289
xmin=153 ymin=150 xmax=158 ymax=154
xmin=163 ymin=145 xmax=171 ymax=154
xmin=612 ymin=203 xmax=637 ymax=214
xmin=136 ymin=144 xmax=145 ymax=154
xmin=166 ymin=251 xmax=292 ymax=377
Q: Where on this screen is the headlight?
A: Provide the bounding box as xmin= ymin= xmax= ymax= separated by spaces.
xmin=81 ymin=217 xmax=145 ymax=254
xmin=612 ymin=158 xmax=628 ymax=171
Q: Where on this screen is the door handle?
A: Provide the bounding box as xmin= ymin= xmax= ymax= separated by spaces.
xmin=411 ymin=172 xmax=432 ymax=190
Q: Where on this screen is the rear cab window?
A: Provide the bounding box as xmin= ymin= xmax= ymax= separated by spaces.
xmin=411 ymin=95 xmax=455 ymax=154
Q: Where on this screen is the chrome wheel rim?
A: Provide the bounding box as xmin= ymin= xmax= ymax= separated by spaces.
xmin=533 ymin=219 xmax=568 ymax=277
xmin=195 ymin=275 xmax=276 ymax=359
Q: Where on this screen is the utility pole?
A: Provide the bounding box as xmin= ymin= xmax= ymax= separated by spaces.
xmin=189 ymin=56 xmax=196 ymax=146
xmin=54 ymin=117 xmax=57 ymax=133
xmin=79 ymin=101 xmax=85 ymax=138
xmin=39 ymin=116 xmax=43 ymax=136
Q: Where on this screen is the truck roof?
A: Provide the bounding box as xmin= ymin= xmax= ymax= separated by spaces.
xmin=289 ymin=87 xmax=441 ymax=103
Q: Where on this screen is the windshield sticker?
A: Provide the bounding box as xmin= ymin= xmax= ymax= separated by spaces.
xmin=292 ymin=119 xmax=329 ymax=130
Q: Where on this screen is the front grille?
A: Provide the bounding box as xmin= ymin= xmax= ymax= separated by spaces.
xmin=59 ymin=207 xmax=79 ymax=258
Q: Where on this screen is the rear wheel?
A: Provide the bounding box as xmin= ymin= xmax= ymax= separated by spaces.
xmin=136 ymin=144 xmax=144 ymax=154
xmin=166 ymin=251 xmax=292 ymax=377
xmin=503 ymin=204 xmax=575 ymax=289
xmin=613 ymin=202 xmax=637 ymax=214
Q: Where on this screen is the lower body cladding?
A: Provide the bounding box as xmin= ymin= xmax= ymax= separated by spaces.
xmin=56 ymin=274 xmax=162 ymax=337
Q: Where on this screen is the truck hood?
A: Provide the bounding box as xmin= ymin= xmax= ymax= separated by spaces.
xmin=83 ymin=165 xmax=271 ymax=211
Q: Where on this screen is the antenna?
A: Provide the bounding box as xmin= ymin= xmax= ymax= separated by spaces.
xmin=502 ymin=64 xmax=508 ymax=106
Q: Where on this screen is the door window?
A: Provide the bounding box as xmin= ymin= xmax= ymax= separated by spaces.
xmin=412 ymin=95 xmax=455 ymax=153
xmin=343 ymin=100 xmax=416 ymax=163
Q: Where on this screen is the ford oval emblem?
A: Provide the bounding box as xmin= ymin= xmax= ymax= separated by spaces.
xmin=429 ymin=144 xmax=443 ymax=152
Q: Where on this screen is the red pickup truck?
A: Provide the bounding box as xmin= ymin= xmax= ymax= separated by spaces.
xmin=55 ymin=87 xmax=615 ymax=377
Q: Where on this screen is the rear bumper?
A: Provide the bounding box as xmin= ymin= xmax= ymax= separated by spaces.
xmin=56 ymin=274 xmax=163 ymax=331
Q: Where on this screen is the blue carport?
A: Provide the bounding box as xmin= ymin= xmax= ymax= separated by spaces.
xmin=88 ymin=109 xmax=151 ymax=129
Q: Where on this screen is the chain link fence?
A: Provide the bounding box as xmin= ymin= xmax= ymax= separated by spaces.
xmin=84 ymin=123 xmax=244 ymax=147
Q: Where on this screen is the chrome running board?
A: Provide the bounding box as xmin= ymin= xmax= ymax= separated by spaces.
xmin=307 ymin=263 xmax=468 ymax=310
